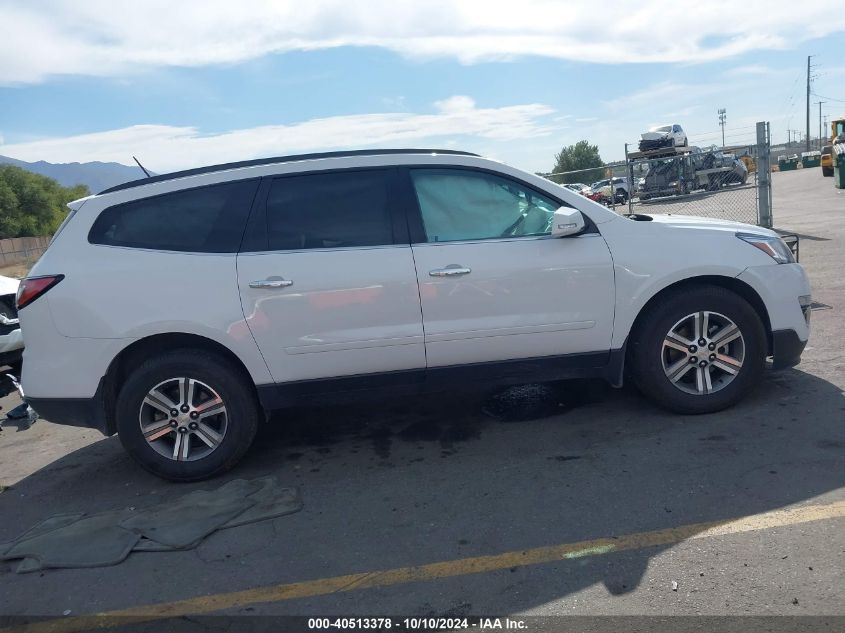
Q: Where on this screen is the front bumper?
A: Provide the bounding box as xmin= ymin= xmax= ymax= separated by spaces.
xmin=737 ymin=264 xmax=811 ymax=340
xmin=770 ymin=329 xmax=807 ymax=370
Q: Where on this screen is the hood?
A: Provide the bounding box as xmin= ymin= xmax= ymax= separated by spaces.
xmin=641 ymin=130 xmax=670 ymax=140
xmin=641 ymin=214 xmax=778 ymax=237
xmin=0 ymin=275 xmax=21 ymax=296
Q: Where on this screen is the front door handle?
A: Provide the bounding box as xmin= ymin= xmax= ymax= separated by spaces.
xmin=429 ymin=265 xmax=472 ymax=277
xmin=249 ymin=278 xmax=294 ymax=289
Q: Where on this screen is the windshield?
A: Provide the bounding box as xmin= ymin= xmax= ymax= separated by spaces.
xmin=653 ymin=125 xmax=672 ymax=133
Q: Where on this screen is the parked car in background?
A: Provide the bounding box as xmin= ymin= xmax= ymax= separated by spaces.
xmin=18 ymin=149 xmax=811 ymax=480
xmin=639 ymin=124 xmax=688 ymax=152
xmin=726 ymin=157 xmax=749 ymax=184
xmin=590 ymin=177 xmax=629 ymax=201
xmin=563 ymin=183 xmax=590 ymax=193
xmin=821 ymin=145 xmax=834 ymax=177
xmin=0 ymin=275 xmax=23 ymax=370
xmin=699 ymin=152 xmax=748 ymax=185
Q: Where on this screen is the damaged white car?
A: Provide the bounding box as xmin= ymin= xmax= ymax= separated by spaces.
xmin=0 ymin=275 xmax=23 ymax=370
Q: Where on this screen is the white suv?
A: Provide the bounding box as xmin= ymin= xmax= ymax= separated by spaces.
xmin=17 ymin=149 xmax=811 ymax=480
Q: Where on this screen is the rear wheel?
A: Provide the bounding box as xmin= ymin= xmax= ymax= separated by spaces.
xmin=116 ymin=349 xmax=259 ymax=481
xmin=628 ymin=286 xmax=766 ymax=414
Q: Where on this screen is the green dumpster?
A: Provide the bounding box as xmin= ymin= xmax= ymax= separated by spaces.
xmin=779 ymin=156 xmax=799 ymax=171
xmin=801 ymin=152 xmax=821 ymax=168
xmin=834 ymin=144 xmax=845 ymax=189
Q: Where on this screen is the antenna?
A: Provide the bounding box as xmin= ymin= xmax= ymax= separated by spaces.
xmin=132 ymin=156 xmax=151 ymax=178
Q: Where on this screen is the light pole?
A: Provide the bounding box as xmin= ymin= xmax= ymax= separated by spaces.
xmin=718 ymin=109 xmax=727 ymax=148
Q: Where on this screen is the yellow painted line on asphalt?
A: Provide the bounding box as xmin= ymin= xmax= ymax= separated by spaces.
xmin=5 ymin=499 xmax=845 ymax=633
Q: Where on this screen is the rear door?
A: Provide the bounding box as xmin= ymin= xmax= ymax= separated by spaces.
xmin=404 ymin=167 xmax=615 ymax=369
xmin=236 ymin=168 xmax=425 ymax=385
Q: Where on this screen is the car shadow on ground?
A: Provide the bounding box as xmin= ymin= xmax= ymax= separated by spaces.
xmin=0 ymin=369 xmax=843 ymax=617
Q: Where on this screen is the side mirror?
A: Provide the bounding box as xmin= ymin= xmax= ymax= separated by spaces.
xmin=551 ymin=207 xmax=585 ymax=237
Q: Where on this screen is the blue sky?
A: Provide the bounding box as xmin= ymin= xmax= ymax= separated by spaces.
xmin=1 ymin=1 xmax=844 ymax=174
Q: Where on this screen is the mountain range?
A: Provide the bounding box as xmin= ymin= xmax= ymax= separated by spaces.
xmin=0 ymin=155 xmax=149 ymax=193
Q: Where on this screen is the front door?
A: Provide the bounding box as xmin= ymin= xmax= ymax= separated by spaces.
xmin=404 ymin=167 xmax=615 ymax=369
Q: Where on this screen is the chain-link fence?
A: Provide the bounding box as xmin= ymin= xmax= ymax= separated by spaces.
xmin=624 ymin=143 xmax=759 ymax=224
xmin=539 ymin=122 xmax=773 ymax=228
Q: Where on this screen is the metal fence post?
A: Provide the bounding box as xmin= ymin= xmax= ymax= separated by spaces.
xmin=756 ymin=121 xmax=772 ymax=228
xmin=625 ymin=143 xmax=634 ymax=214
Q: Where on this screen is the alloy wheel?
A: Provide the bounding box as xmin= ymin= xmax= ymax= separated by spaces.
xmin=138 ymin=377 xmax=228 ymax=461
xmin=661 ymin=311 xmax=745 ymax=395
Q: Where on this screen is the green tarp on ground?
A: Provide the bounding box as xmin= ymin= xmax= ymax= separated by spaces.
xmin=0 ymin=476 xmax=302 ymax=573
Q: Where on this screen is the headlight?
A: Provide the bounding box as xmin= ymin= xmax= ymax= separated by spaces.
xmin=736 ymin=232 xmax=795 ymax=264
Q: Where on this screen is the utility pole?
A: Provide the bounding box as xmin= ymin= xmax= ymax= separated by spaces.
xmin=718 ymin=108 xmax=727 ymax=148
xmin=787 ymin=129 xmax=791 ymax=146
xmin=805 ymin=56 xmax=811 ymax=152
xmin=818 ymin=101 xmax=825 ymax=150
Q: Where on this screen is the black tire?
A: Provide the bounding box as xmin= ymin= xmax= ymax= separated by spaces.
xmin=628 ymin=286 xmax=766 ymax=414
xmin=116 ymin=349 xmax=260 ymax=481
xmin=822 ymin=166 xmax=833 ymax=177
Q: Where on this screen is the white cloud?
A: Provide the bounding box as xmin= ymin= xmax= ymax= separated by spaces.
xmin=727 ymin=64 xmax=777 ymax=76
xmin=1 ymin=0 xmax=844 ymax=85
xmin=0 ymin=97 xmax=556 ymax=171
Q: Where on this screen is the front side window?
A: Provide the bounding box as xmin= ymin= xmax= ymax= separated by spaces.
xmin=89 ymin=179 xmax=259 ymax=252
xmin=265 ymin=170 xmax=393 ymax=251
xmin=410 ymin=169 xmax=559 ymax=243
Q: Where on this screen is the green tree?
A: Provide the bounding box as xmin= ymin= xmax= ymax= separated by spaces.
xmin=0 ymin=165 xmax=89 ymax=239
xmin=548 ymin=140 xmax=605 ymax=185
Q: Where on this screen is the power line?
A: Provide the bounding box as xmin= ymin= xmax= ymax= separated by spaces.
xmin=811 ymin=92 xmax=845 ymax=103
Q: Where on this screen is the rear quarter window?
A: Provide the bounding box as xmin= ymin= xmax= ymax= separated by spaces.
xmin=88 ymin=179 xmax=259 ymax=252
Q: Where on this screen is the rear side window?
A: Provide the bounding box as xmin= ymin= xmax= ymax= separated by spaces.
xmin=89 ymin=180 xmax=259 ymax=252
xmin=265 ymin=170 xmax=393 ymax=251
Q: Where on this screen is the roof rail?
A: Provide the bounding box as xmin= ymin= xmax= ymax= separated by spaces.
xmin=98 ymin=148 xmax=480 ymax=194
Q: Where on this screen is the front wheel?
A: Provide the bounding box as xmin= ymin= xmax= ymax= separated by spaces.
xmin=628 ymin=286 xmax=766 ymax=414
xmin=116 ymin=349 xmax=260 ymax=481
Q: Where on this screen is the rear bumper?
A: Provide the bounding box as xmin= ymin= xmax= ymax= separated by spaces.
xmin=771 ymin=329 xmax=807 ymax=370
xmin=25 ymin=382 xmax=112 ymax=436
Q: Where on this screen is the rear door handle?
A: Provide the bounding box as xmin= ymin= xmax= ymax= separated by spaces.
xmin=249 ymin=278 xmax=294 ymax=289
xmin=429 ymin=265 xmax=472 ymax=277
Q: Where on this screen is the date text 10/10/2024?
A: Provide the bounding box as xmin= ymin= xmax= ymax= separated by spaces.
xmin=307 ymin=617 xmax=528 ymax=630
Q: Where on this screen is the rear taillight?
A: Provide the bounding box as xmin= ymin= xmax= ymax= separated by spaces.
xmin=16 ymin=275 xmax=64 ymax=310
